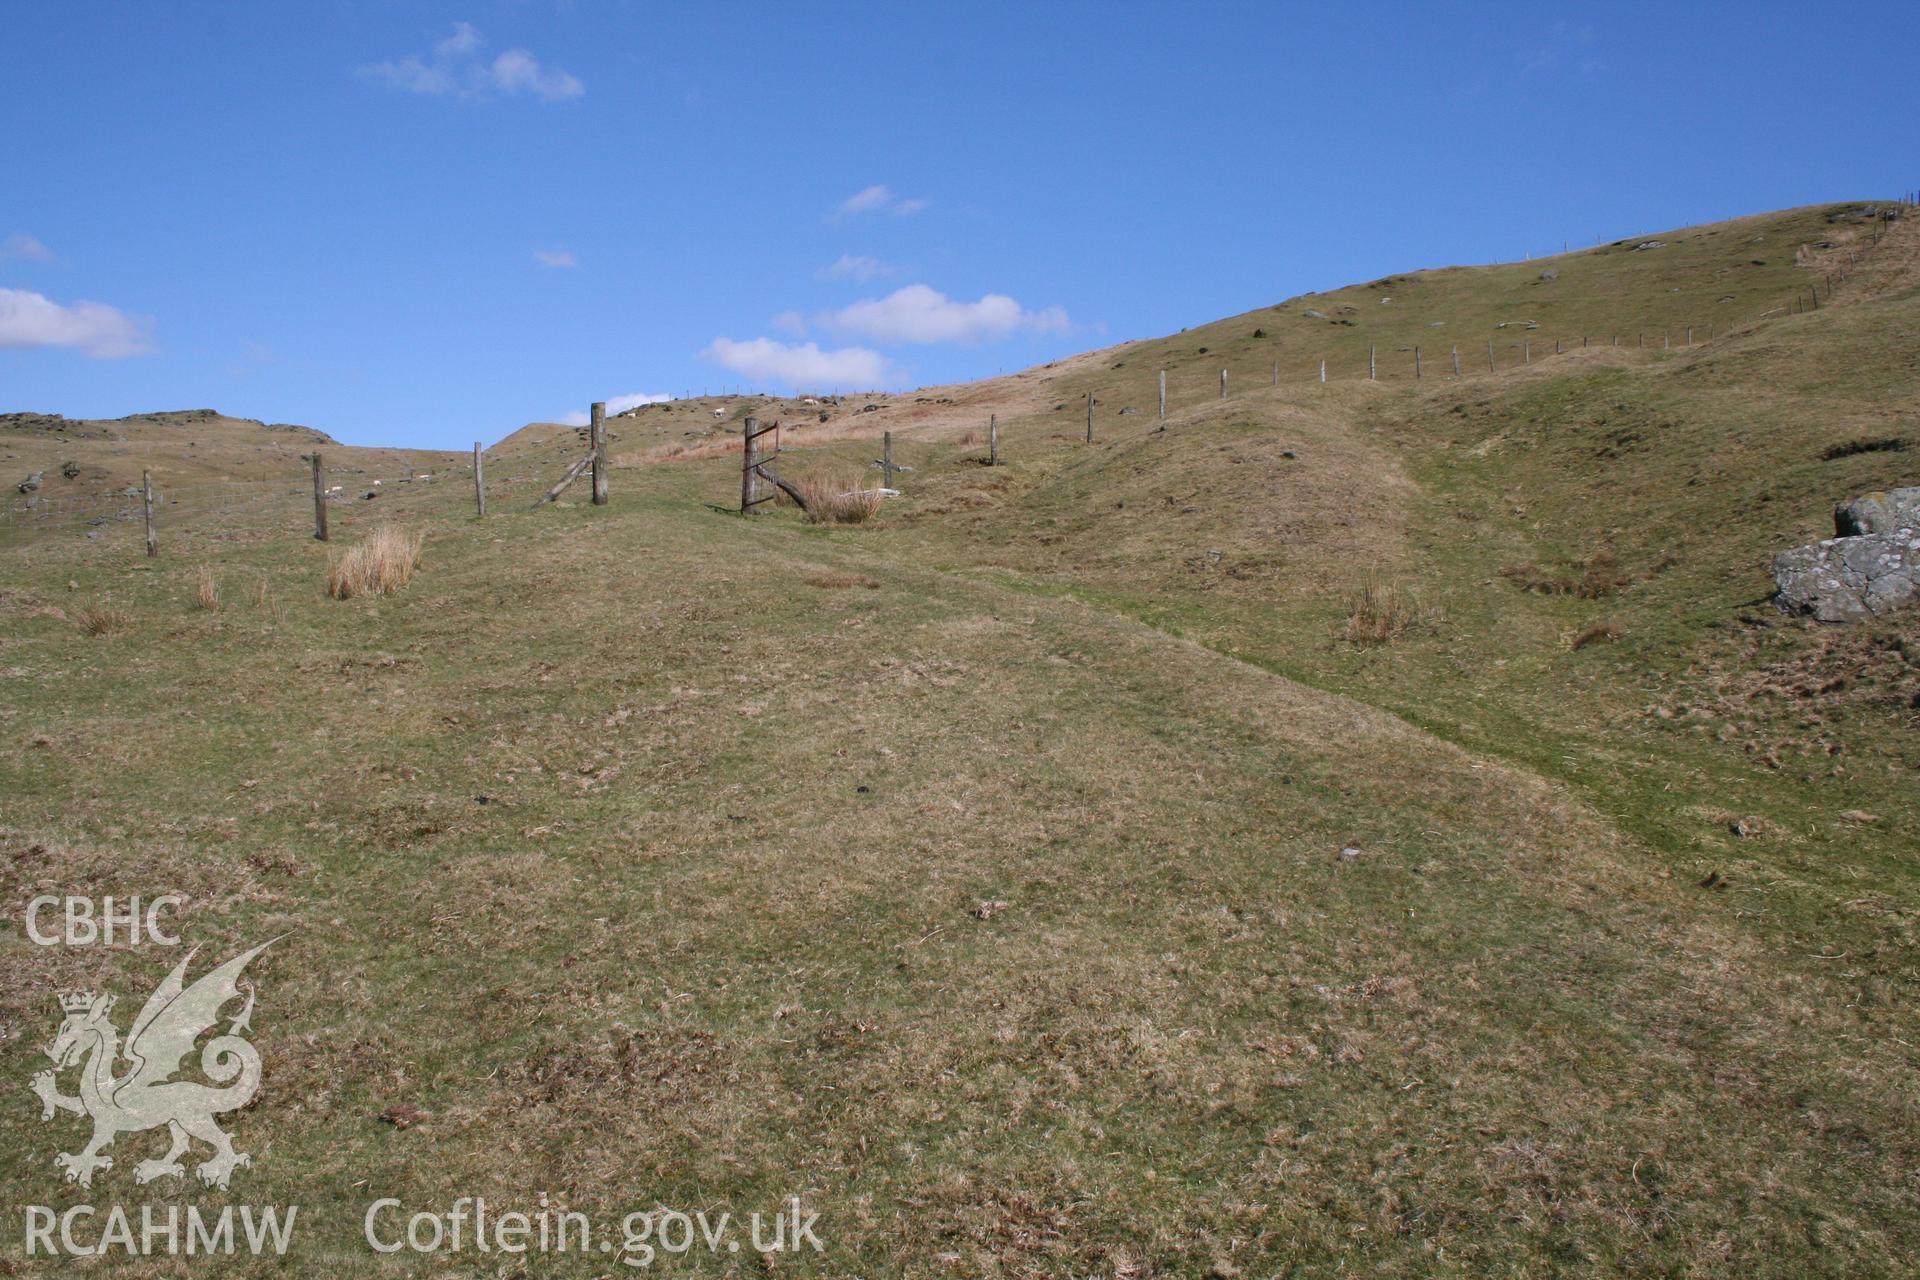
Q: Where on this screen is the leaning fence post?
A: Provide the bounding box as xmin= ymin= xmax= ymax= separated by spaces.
xmin=740 ymin=416 xmax=758 ymax=514
xmin=142 ymin=470 xmax=156 ymax=557
xmin=473 ymin=442 xmax=486 ymax=517
xmin=1487 ymin=339 xmax=1495 ymax=371
xmin=1085 ymin=392 xmax=1094 ymax=443
xmin=311 ymin=452 xmax=328 ymax=541
xmin=883 ymin=430 xmax=894 ymax=488
xmin=988 ymin=413 xmax=999 ymax=464
xmin=1414 ymin=347 xmax=1422 ymax=379
xmin=590 ymin=401 xmax=608 ymax=505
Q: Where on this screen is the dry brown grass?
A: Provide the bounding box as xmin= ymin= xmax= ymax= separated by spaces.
xmin=1344 ymin=580 xmax=1414 ymax=646
xmin=794 ymin=468 xmax=884 ymax=525
xmin=1572 ymin=619 xmax=1623 ymax=650
xmin=325 ymin=525 xmax=423 ymax=600
xmin=1500 ymin=550 xmax=1632 ymax=599
xmin=805 ymin=570 xmax=881 ymax=589
xmin=194 ymin=566 xmax=219 ymax=611
xmin=72 ymin=604 xmax=129 ymax=636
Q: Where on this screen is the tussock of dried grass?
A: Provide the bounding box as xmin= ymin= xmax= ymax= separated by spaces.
xmin=805 ymin=570 xmax=880 ymax=589
xmin=1572 ymin=620 xmax=1623 ymax=650
xmin=794 ymin=468 xmax=883 ymax=525
xmin=194 ymin=567 xmax=219 ymax=611
xmin=326 ymin=525 xmax=423 ymax=600
xmin=73 ymin=604 xmax=129 ymax=636
xmin=1344 ymin=580 xmax=1414 ymax=646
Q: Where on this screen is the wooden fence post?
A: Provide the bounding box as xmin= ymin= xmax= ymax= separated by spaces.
xmin=741 ymin=417 xmax=758 ymax=514
xmin=590 ymin=401 xmax=608 ymax=505
xmin=989 ymin=413 xmax=999 ymax=464
xmin=1554 ymin=338 xmax=1562 ymax=355
xmin=1158 ymin=370 xmax=1166 ymax=423
xmin=311 ymin=452 xmax=328 ymax=542
xmin=1368 ymin=345 xmax=1377 ymax=380
xmin=1523 ymin=338 xmax=1531 ymax=364
xmin=1451 ymin=345 xmax=1460 ymax=376
xmin=1487 ymin=339 xmax=1495 ymax=371
xmin=1319 ymin=359 xmax=1326 ymax=384
xmin=1085 ymin=392 xmax=1094 ymax=443
xmin=1270 ymin=359 xmax=1278 ymax=387
xmin=473 ymin=442 xmax=486 ymax=517
xmin=142 ymin=470 xmax=156 ymax=557
xmin=883 ymin=430 xmax=895 ymax=488
xmin=1219 ymin=368 xmax=1227 ymax=400
xmin=1686 ymin=326 xmax=1693 ymax=347
xmin=1414 ymin=347 xmax=1422 ymax=379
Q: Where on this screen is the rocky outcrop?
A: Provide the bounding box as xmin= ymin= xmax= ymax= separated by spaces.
xmin=1835 ymin=488 xmax=1920 ymax=537
xmin=1773 ymin=487 xmax=1920 ymax=622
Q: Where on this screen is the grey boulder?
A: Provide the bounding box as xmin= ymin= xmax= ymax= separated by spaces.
xmin=1774 ymin=488 xmax=1920 ymax=622
xmin=1835 ymin=486 xmax=1920 ymax=536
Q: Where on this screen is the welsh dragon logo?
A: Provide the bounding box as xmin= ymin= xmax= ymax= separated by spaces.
xmin=29 ymin=940 xmax=275 ymax=1189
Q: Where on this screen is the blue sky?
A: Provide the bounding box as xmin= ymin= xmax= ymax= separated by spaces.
xmin=3 ymin=2 xmax=1914 ymax=449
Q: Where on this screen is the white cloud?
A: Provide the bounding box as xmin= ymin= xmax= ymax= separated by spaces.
xmin=772 ymin=309 xmax=808 ymax=336
xmin=359 ymin=25 xmax=583 ymax=100
xmin=437 ymin=21 xmax=482 ymax=58
xmin=607 ymin=392 xmax=670 ymax=414
xmin=1520 ymin=20 xmax=1600 ymax=76
xmin=819 ymin=253 xmax=897 ymax=283
xmin=836 ymin=184 xmax=928 ymax=218
xmin=0 ymin=287 xmax=151 ymax=358
xmin=827 ymin=284 xmax=1069 ymax=345
xmin=840 ymin=185 xmax=892 ymax=214
xmin=533 ymin=247 xmax=577 ymax=269
xmin=359 ymin=55 xmax=455 ymax=95
xmin=702 ymin=337 xmax=894 ymax=391
xmin=483 ymin=49 xmax=583 ymax=100
xmin=559 ymin=392 xmax=672 ymax=425
xmin=1 ymin=233 xmax=54 ymax=262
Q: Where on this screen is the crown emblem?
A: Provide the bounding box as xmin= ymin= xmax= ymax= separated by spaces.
xmin=58 ymin=991 xmax=104 ymax=1014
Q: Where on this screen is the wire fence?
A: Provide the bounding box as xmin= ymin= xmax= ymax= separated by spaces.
xmin=6 ymin=199 xmax=1912 ymax=547
xmin=0 ymin=455 xmax=557 ymax=552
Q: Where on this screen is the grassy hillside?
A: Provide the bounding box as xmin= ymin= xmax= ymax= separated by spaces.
xmin=2 ymin=201 xmax=1916 ymax=1276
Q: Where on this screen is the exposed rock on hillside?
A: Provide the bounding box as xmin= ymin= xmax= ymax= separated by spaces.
xmin=1774 ymin=487 xmax=1920 ymax=622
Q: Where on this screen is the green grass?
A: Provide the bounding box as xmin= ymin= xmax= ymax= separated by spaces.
xmin=1 ymin=202 xmax=1916 ymax=1276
